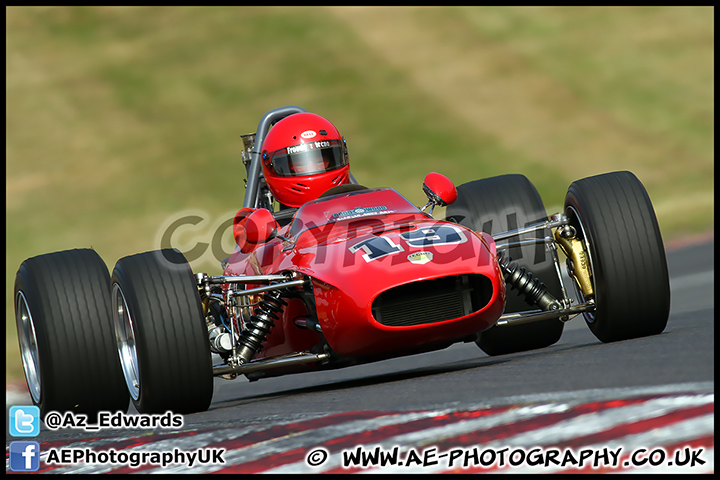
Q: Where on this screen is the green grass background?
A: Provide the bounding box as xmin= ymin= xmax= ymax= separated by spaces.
xmin=6 ymin=6 xmax=714 ymax=383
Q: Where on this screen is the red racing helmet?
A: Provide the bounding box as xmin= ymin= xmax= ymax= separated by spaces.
xmin=261 ymin=113 xmax=350 ymax=208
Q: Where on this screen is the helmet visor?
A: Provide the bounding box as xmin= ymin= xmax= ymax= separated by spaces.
xmin=268 ymin=139 xmax=347 ymax=177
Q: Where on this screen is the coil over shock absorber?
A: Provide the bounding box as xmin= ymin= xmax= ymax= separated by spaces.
xmin=235 ymin=290 xmax=288 ymax=364
xmin=497 ymin=249 xmax=561 ymax=312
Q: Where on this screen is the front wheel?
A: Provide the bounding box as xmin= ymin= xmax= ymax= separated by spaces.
xmin=111 ymin=249 xmax=213 ymax=414
xmin=564 ymin=171 xmax=670 ymax=342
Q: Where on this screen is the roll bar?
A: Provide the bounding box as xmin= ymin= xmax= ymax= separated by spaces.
xmin=243 ymin=105 xmax=307 ymax=209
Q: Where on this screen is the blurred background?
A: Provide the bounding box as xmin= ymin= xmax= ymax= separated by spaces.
xmin=6 ymin=6 xmax=714 ymax=383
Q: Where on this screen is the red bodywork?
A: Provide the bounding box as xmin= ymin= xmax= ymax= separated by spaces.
xmin=226 ymin=187 xmax=506 ymax=364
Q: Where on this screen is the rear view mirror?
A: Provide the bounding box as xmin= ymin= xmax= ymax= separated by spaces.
xmin=233 ymin=208 xmax=279 ymax=253
xmin=245 ymin=208 xmax=279 ymax=245
xmin=422 ymin=172 xmax=457 ymax=215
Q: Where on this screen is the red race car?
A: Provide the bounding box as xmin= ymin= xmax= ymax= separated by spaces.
xmin=14 ymin=105 xmax=670 ymax=416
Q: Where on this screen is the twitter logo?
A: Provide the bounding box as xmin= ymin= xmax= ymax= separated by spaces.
xmin=9 ymin=405 xmax=40 ymax=437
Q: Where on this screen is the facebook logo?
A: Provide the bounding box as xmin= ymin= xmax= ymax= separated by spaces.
xmin=9 ymin=441 xmax=41 ymax=472
xmin=9 ymin=405 xmax=40 ymax=437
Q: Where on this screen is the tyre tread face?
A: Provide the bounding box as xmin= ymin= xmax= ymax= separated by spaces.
xmin=446 ymin=174 xmax=564 ymax=355
xmin=565 ymin=171 xmax=670 ymax=342
xmin=112 ymin=249 xmax=212 ymax=414
xmin=14 ymin=249 xmax=129 ymax=416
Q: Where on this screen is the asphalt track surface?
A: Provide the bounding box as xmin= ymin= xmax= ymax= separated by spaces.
xmin=6 ymin=236 xmax=714 ymax=473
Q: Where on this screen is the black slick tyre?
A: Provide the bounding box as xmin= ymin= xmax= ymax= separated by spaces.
xmin=564 ymin=171 xmax=670 ymax=342
xmin=14 ymin=249 xmax=129 ymax=418
xmin=111 ymin=249 xmax=213 ymax=414
xmin=446 ymin=174 xmax=564 ymax=356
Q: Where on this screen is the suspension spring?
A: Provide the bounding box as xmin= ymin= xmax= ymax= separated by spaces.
xmin=235 ymin=290 xmax=288 ymax=364
xmin=497 ymin=250 xmax=561 ymax=311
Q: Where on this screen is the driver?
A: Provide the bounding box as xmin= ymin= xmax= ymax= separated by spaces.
xmin=261 ymin=112 xmax=352 ymax=208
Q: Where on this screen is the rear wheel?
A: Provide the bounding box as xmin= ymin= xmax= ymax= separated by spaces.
xmin=111 ymin=249 xmax=213 ymax=414
xmin=14 ymin=249 xmax=129 ymax=418
xmin=446 ymin=174 xmax=564 ymax=356
xmin=564 ymin=171 xmax=670 ymax=342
